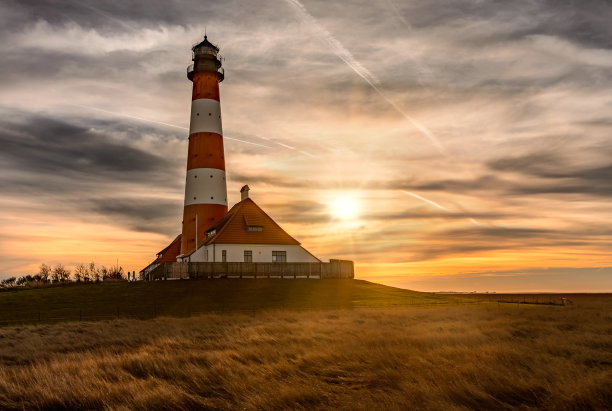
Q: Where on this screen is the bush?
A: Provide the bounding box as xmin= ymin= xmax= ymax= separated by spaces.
xmin=105 ymin=264 xmax=125 ymax=281
xmin=1 ymin=277 xmax=16 ymax=288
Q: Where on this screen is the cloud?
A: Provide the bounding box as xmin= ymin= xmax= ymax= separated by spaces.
xmin=0 ymin=0 xmax=611 ymax=292
xmin=84 ymin=197 xmax=182 ymax=235
xmin=488 ymin=152 xmax=612 ymax=197
xmin=0 ymin=109 xmax=179 ymax=184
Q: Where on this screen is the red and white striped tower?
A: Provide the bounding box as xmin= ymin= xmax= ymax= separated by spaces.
xmin=181 ymin=35 xmax=227 ymax=255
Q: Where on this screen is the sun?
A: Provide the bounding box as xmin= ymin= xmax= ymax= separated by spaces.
xmin=329 ymin=195 xmax=361 ymax=221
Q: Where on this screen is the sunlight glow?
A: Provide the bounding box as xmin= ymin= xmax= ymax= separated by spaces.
xmin=329 ymin=195 xmax=361 ymax=221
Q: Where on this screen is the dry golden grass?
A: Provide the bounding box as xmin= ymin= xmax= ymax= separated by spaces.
xmin=0 ymin=298 xmax=611 ymax=410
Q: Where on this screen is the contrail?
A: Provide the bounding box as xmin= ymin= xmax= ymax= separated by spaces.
xmin=404 ymin=191 xmax=489 ymax=227
xmin=75 ymin=105 xmax=273 ymax=148
xmin=382 ymin=0 xmax=409 ymax=27
xmin=403 ymin=191 xmax=447 ymax=210
xmin=276 ymin=141 xmax=317 ymax=157
xmin=77 ymin=104 xmax=189 ymax=130
xmin=285 ymin=0 xmax=379 ymax=86
xmin=223 ymin=136 xmax=273 ymax=148
xmin=284 ymin=0 xmax=444 ymax=153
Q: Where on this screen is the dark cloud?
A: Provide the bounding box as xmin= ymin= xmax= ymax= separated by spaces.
xmin=85 ymin=197 xmax=182 ymax=235
xmin=325 ymin=222 xmax=612 ymax=263
xmin=2 ymin=0 xmax=207 ymax=32
xmin=488 ymin=153 xmax=612 ymax=197
xmin=386 ymin=0 xmax=612 ymax=49
xmin=0 ymin=108 xmax=185 ymax=236
xmin=0 ymin=110 xmax=177 ymax=182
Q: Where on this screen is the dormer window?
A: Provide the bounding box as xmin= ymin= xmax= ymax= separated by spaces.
xmin=206 ymin=229 xmax=216 ymax=238
xmin=247 ymin=225 xmax=263 ymax=232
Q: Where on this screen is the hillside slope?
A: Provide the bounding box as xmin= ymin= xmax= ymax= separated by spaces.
xmin=0 ymin=279 xmax=468 ymax=325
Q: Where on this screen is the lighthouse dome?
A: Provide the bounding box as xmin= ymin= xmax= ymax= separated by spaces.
xmin=193 ymin=35 xmax=219 ymax=53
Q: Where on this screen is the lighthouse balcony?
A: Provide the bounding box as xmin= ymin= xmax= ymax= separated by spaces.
xmin=187 ymin=64 xmax=224 ymax=82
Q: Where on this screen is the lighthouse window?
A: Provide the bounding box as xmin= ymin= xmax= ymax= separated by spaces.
xmin=210 ymin=175 xmax=213 ymax=178
xmin=196 ymin=113 xmax=199 ymax=116
xmin=209 ymin=112 xmax=212 ymax=116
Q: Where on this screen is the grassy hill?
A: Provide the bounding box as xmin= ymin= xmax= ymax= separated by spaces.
xmin=0 ymin=279 xmax=470 ymax=325
xmin=0 ymin=280 xmax=609 ymax=409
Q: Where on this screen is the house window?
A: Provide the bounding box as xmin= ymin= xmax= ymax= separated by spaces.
xmin=222 ymin=250 xmax=227 ymax=262
xmin=206 ymin=250 xmax=209 ymax=261
xmin=244 ymin=250 xmax=252 ymax=263
xmin=247 ymin=225 xmax=263 ymax=232
xmin=272 ymin=251 xmax=287 ymax=263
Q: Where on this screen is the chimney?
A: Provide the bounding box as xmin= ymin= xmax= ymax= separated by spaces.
xmin=240 ymin=185 xmax=250 ymax=201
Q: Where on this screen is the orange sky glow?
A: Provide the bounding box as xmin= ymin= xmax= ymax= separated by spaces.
xmin=0 ymin=1 xmax=611 ymax=292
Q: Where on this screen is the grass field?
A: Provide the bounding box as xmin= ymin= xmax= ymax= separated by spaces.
xmin=0 ymin=279 xmax=467 ymax=325
xmin=0 ymin=280 xmax=610 ymax=409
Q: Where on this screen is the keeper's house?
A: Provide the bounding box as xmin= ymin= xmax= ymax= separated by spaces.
xmin=177 ymin=185 xmax=319 ymax=264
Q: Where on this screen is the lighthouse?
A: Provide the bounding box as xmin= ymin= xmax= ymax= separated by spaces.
xmin=140 ymin=35 xmax=334 ymax=278
xmin=180 ymin=35 xmax=228 ymax=255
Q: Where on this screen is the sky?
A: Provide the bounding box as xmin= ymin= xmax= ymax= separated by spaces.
xmin=0 ymin=0 xmax=611 ymax=292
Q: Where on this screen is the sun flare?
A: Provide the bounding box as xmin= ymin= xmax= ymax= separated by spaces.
xmin=329 ymin=195 xmax=361 ymax=221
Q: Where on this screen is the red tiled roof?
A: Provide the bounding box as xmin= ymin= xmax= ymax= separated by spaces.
xmin=185 ymin=198 xmax=300 ymax=254
xmin=141 ymin=234 xmax=182 ymax=271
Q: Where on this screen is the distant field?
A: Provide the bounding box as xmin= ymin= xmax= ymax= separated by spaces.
xmin=0 ymin=279 xmax=468 ymax=325
xmin=0 ymin=281 xmax=610 ymax=409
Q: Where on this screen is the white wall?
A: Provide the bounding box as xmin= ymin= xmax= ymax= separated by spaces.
xmin=187 ymin=243 xmax=319 ymax=263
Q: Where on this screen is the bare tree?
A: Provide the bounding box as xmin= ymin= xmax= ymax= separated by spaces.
xmin=39 ymin=263 xmax=51 ymax=282
xmin=87 ymin=262 xmax=97 ymax=282
xmin=74 ymin=263 xmax=87 ymax=282
xmin=52 ymin=264 xmax=70 ymax=282
xmin=99 ymin=266 xmax=109 ymax=281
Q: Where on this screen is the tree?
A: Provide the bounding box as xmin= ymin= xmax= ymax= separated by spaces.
xmin=88 ymin=262 xmax=98 ymax=282
xmin=74 ymin=264 xmax=87 ymax=282
xmin=39 ymin=264 xmax=51 ymax=282
xmin=90 ymin=264 xmax=105 ymax=282
xmin=52 ymin=264 xmax=70 ymax=282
